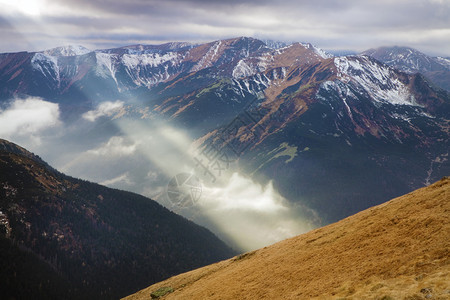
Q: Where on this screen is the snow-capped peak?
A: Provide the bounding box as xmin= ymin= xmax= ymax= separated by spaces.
xmin=42 ymin=45 xmax=91 ymax=57
xmin=435 ymin=56 xmax=450 ymax=69
xmin=301 ymin=43 xmax=334 ymax=59
xmin=291 ymin=42 xmax=333 ymax=59
xmin=262 ymin=39 xmax=293 ymax=50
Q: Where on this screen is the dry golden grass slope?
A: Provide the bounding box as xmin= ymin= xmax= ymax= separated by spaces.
xmin=125 ymin=178 xmax=450 ymax=300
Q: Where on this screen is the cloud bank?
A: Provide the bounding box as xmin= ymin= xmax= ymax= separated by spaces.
xmin=57 ymin=117 xmax=318 ymax=251
xmin=0 ymin=0 xmax=449 ymax=56
xmin=0 ymin=96 xmax=318 ymax=251
xmin=82 ymin=101 xmax=125 ymax=122
xmin=0 ymin=97 xmax=61 ymax=144
xmin=198 ymin=173 xmax=317 ymax=251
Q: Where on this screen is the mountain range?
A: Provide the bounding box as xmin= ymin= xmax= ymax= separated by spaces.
xmin=362 ymin=46 xmax=450 ymax=91
xmin=1 ymin=39 xmax=448 ymax=104
xmin=0 ymin=36 xmax=449 ymax=241
xmin=0 ymin=139 xmax=235 ymax=299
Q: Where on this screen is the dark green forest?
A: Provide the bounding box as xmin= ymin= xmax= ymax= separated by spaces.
xmin=0 ymin=139 xmax=235 ymax=299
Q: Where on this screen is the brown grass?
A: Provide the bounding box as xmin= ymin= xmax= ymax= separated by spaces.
xmin=124 ymin=178 xmax=450 ymax=300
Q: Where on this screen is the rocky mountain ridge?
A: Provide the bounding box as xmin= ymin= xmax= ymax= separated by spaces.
xmin=0 ymin=36 xmax=448 ymax=232
xmin=362 ymin=46 xmax=450 ymax=91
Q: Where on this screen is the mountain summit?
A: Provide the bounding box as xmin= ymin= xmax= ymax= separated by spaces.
xmin=362 ymin=46 xmax=450 ymax=91
xmin=42 ymin=45 xmax=91 ymax=57
xmin=126 ymin=177 xmax=450 ymax=299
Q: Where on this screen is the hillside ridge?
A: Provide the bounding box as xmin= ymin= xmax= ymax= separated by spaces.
xmin=125 ymin=177 xmax=450 ymax=299
xmin=0 ymin=139 xmax=235 ymax=299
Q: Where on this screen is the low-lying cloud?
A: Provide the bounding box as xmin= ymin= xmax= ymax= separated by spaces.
xmin=0 ymin=103 xmax=319 ymax=252
xmin=59 ymin=134 xmax=146 ymax=188
xmin=198 ymin=173 xmax=317 ymax=251
xmin=82 ymin=100 xmax=125 ymax=122
xmin=87 ymin=136 xmax=137 ymax=156
xmin=70 ymin=118 xmax=319 ymax=251
xmin=0 ymin=97 xmax=61 ymax=144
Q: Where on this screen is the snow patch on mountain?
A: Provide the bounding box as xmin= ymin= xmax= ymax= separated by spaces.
xmin=232 ymin=59 xmax=257 ymax=78
xmin=300 ymin=43 xmax=333 ymax=59
xmin=95 ymin=53 xmax=119 ymax=88
xmin=164 ymin=42 xmax=195 ymax=50
xmin=31 ymin=53 xmax=60 ymax=84
xmin=31 ymin=53 xmax=58 ymax=72
xmin=95 ymin=51 xmax=183 ymax=89
xmin=334 ymin=56 xmax=418 ymax=106
xmin=436 ymin=57 xmax=450 ymax=69
xmin=362 ymin=47 xmax=450 ymax=74
xmin=121 ymin=52 xmax=181 ymax=69
xmin=256 ymin=55 xmax=274 ymax=72
xmin=121 ymin=54 xmax=181 ymax=87
xmin=231 ymin=73 xmax=271 ymax=97
xmin=319 ymin=81 xmax=358 ymax=121
xmin=191 ymin=41 xmax=223 ymax=72
xmin=95 ymin=53 xmax=115 ymax=77
xmin=127 ymin=67 xmax=172 ymax=88
xmin=273 ymin=44 xmax=294 ymax=55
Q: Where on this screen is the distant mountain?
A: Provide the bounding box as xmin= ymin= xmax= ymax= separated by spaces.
xmin=149 ymin=42 xmax=334 ymax=131
xmin=327 ymin=49 xmax=358 ymax=56
xmin=102 ymin=42 xmax=196 ymax=54
xmin=362 ymin=46 xmax=450 ymax=91
xmin=0 ymin=139 xmax=235 ymax=299
xmin=125 ymin=177 xmax=450 ymax=299
xmin=158 ymin=46 xmax=449 ymax=222
xmin=0 ymin=37 xmax=332 ymax=106
xmin=0 ymin=37 xmax=270 ymax=104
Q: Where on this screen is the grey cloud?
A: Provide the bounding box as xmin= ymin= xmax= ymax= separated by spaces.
xmin=0 ymin=0 xmax=449 ymax=56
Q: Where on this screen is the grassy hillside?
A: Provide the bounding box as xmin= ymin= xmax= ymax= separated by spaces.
xmin=126 ymin=177 xmax=450 ymax=299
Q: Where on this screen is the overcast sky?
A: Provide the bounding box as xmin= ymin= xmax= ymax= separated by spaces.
xmin=0 ymin=0 xmax=449 ymax=56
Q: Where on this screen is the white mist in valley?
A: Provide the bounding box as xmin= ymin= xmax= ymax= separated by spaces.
xmin=197 ymin=173 xmax=318 ymax=251
xmin=0 ymin=98 xmax=320 ymax=252
xmin=0 ymin=97 xmax=61 ymax=146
